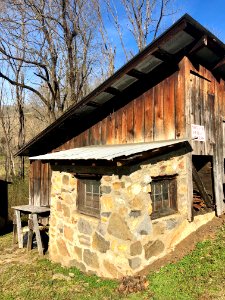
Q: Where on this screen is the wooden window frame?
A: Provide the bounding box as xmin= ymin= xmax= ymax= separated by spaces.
xmin=151 ymin=175 xmax=177 ymax=219
xmin=77 ymin=175 xmax=101 ymax=218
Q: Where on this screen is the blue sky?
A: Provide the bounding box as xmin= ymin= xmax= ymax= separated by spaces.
xmin=108 ymin=0 xmax=225 ymax=70
xmin=178 ymin=0 xmax=225 ymax=42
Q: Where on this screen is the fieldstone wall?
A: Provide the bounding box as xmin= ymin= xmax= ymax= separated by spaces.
xmin=49 ymin=154 xmax=213 ymax=278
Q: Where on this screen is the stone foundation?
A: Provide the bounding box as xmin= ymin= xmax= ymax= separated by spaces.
xmin=49 ymin=154 xmax=214 ymax=278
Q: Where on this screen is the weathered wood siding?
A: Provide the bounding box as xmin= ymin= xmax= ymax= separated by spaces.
xmin=184 ymin=57 xmax=225 ymax=215
xmin=29 ymin=160 xmax=51 ymax=206
xmin=185 ymin=57 xmax=225 ymax=156
xmin=56 ymin=60 xmax=186 ymax=152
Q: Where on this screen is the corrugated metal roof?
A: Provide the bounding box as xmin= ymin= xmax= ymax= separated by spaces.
xmin=30 ymin=139 xmax=190 ymax=161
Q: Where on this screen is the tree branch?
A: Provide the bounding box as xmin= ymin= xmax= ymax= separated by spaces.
xmin=0 ymin=71 xmax=49 ymax=107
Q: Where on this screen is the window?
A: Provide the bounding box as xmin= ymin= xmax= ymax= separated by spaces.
xmin=77 ymin=176 xmax=101 ymax=218
xmin=151 ymin=176 xmax=177 ymax=219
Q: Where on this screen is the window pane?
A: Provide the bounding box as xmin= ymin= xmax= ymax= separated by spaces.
xmin=151 ymin=176 xmax=177 ymax=219
xmin=154 ymin=183 xmax=161 ymax=194
xmin=77 ymin=177 xmax=101 ymax=218
xmin=93 ymin=182 xmax=100 ymax=194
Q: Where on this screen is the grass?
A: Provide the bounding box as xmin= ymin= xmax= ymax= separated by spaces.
xmin=0 ymin=224 xmax=225 ymax=300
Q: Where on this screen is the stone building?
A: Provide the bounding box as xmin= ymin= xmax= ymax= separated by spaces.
xmin=17 ymin=14 xmax=225 ymax=278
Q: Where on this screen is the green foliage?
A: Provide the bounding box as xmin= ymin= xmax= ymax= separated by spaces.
xmin=8 ymin=176 xmax=29 ymax=220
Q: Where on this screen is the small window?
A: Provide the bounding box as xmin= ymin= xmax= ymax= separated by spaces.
xmin=151 ymin=176 xmax=177 ymax=219
xmin=77 ymin=176 xmax=101 ymax=218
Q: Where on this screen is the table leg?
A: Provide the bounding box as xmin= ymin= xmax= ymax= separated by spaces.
xmin=15 ymin=210 xmax=23 ymax=248
xmin=12 ymin=213 xmax=17 ymax=245
xmin=33 ymin=213 xmax=43 ymax=255
xmin=27 ymin=217 xmax=34 ymax=251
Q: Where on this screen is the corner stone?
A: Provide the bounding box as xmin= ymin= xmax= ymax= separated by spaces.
xmin=130 ymin=241 xmax=142 ymax=256
xmin=128 ymin=257 xmax=141 ymax=270
xmin=56 ymin=239 xmax=70 ymax=257
xmin=144 ymin=240 xmax=165 ymax=260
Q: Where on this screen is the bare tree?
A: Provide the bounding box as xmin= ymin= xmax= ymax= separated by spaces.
xmin=105 ymin=0 xmax=178 ymax=59
xmin=0 ymin=77 xmax=16 ymax=180
xmin=0 ymin=0 xmax=107 ymax=122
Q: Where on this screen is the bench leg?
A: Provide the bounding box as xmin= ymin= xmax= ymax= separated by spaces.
xmin=27 ymin=217 xmax=34 ymax=251
xmin=33 ymin=214 xmax=43 ymax=255
xmin=12 ymin=214 xmax=17 ymax=245
xmin=15 ymin=210 xmax=23 ymax=248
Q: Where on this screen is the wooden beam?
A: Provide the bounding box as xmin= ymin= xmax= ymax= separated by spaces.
xmin=212 ymin=57 xmax=225 ymax=71
xmin=188 ymin=35 xmax=207 ymax=55
xmin=86 ymin=101 xmax=102 ymax=108
xmin=127 ymin=69 xmax=146 ymax=80
xmin=105 ymin=86 xmax=121 ymax=96
xmin=151 ymin=47 xmax=175 ymax=64
xmin=192 ymin=163 xmax=212 ymax=208
xmin=51 ymin=163 xmax=131 ymax=175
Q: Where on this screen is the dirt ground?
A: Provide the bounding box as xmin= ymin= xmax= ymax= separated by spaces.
xmin=139 ymin=213 xmax=225 ymax=276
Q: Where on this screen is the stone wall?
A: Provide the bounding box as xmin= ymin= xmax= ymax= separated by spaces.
xmin=49 ymin=154 xmax=214 ymax=278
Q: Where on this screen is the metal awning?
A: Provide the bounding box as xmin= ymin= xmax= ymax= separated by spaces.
xmin=29 ymin=139 xmax=191 ymax=161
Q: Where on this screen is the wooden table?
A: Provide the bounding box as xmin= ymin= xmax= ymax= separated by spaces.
xmin=12 ymin=205 xmax=50 ymax=255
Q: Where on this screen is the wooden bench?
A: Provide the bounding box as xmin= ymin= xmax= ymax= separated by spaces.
xmin=12 ymin=205 xmax=50 ymax=255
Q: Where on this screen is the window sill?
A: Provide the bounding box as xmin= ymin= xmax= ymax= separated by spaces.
xmin=77 ymin=210 xmax=100 ymax=219
xmin=151 ymin=209 xmax=179 ymax=220
xmin=76 ymin=210 xmax=100 ymax=222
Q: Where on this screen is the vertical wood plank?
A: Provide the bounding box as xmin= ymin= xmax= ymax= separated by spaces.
xmin=213 ymin=72 xmax=224 ymax=216
xmin=121 ymin=106 xmax=127 ymax=144
xmin=183 ymin=58 xmax=193 ymax=221
xmin=164 ymin=75 xmax=175 ymax=140
xmin=33 ymin=161 xmax=41 ymax=206
xmin=106 ymin=113 xmax=115 ymax=144
xmin=134 ymin=95 xmax=145 ymax=142
xmin=126 ymin=101 xmax=134 ymax=143
xmin=115 ymin=107 xmax=123 ymax=144
xmin=154 ymin=82 xmax=164 ymax=140
xmin=144 ymin=88 xmax=154 ymax=142
xmin=29 ymin=161 xmax=34 ymax=205
xmin=101 ymin=118 xmax=107 ymax=145
xmin=175 ymin=61 xmax=185 ymax=139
